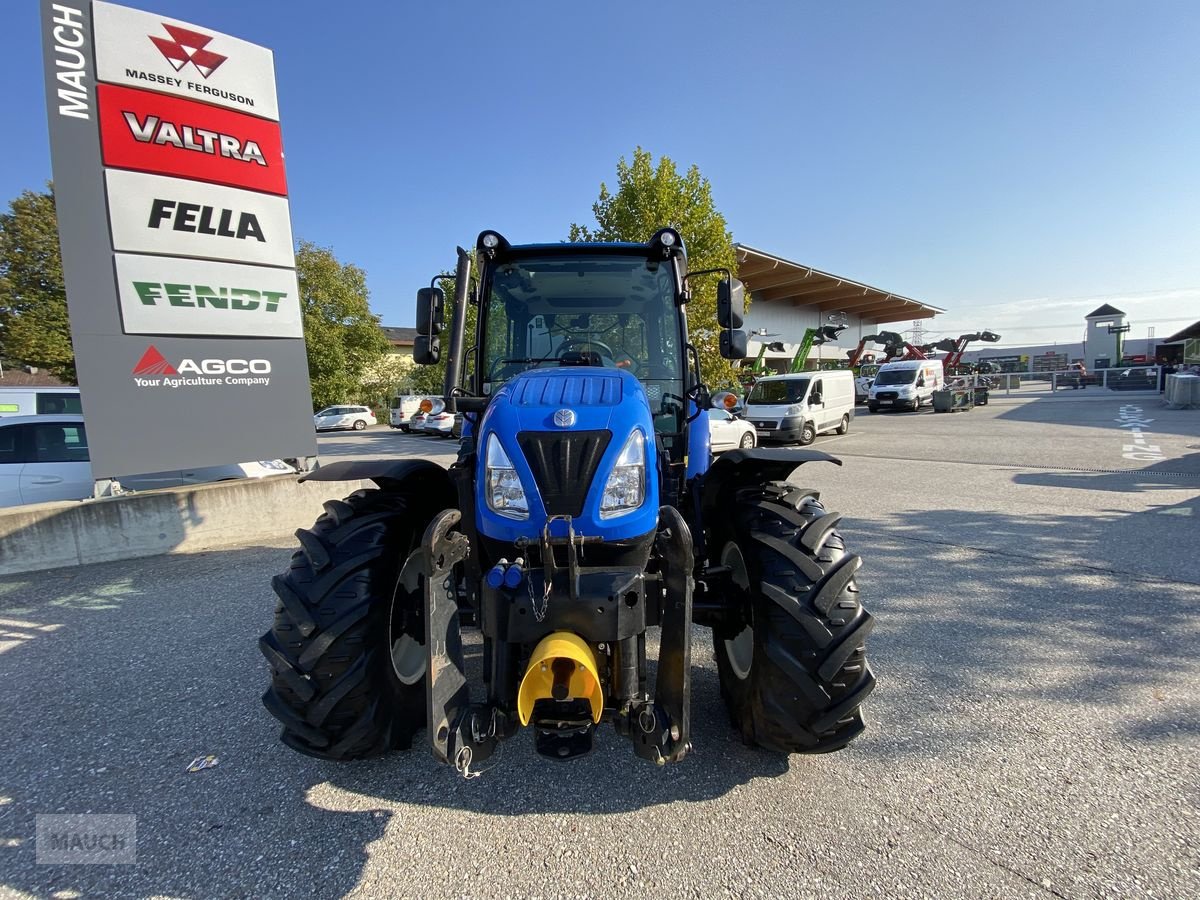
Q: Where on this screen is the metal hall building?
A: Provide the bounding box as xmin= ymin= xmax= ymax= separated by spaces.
xmin=734 ymin=245 xmax=942 ymax=371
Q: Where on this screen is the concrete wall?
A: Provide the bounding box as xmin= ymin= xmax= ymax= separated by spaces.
xmin=0 ymin=475 xmax=373 ymax=576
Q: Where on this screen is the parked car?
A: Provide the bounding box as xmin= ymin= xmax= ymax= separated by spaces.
xmin=706 ymin=407 xmax=756 ymax=451
xmin=423 ymin=410 xmax=456 ymax=438
xmin=313 ymin=405 xmax=376 ymax=431
xmin=1061 ymin=362 xmax=1088 ymax=390
xmin=0 ymin=415 xmax=295 ymax=508
xmin=1111 ymin=367 xmax=1158 ymax=391
xmin=389 ymin=394 xmax=426 ymax=431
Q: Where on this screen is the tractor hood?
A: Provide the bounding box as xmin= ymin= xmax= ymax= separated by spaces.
xmin=474 ymin=367 xmax=660 ymax=543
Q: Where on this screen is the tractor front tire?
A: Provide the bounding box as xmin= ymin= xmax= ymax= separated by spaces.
xmin=713 ymin=482 xmax=875 ymax=753
xmin=259 ymin=488 xmax=435 ymax=760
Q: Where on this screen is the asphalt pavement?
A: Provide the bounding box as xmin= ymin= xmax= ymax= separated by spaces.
xmin=0 ymin=391 xmax=1197 ymax=898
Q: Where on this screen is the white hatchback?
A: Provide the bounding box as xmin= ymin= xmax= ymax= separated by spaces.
xmin=0 ymin=415 xmax=295 ymax=508
xmin=314 ymin=405 xmax=377 ymax=431
xmin=706 ymin=407 xmax=757 ymax=452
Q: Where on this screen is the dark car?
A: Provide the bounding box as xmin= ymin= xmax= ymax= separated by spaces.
xmin=1110 ymin=368 xmax=1158 ymax=391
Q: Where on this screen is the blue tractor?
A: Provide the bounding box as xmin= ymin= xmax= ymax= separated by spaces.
xmin=260 ymin=229 xmax=875 ymax=772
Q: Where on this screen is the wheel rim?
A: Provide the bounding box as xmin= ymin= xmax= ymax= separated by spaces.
xmin=740 ymin=432 xmax=755 ymax=448
xmin=720 ymin=542 xmax=754 ymax=681
xmin=802 ymin=424 xmax=815 ymax=443
xmin=389 ymin=550 xmax=427 ymax=685
xmin=840 ymin=414 xmax=849 ymax=431
xmin=355 ymin=420 xmax=366 ymax=430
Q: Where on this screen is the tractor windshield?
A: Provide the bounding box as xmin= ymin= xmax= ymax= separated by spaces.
xmin=478 ymin=254 xmax=685 ymax=435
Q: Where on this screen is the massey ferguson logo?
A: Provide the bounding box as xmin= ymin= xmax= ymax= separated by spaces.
xmin=149 ymin=24 xmax=227 ymax=79
xmin=132 ymin=345 xmax=271 ymax=388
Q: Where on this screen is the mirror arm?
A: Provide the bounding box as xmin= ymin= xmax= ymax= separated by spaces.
xmin=442 ymin=247 xmax=472 ymax=413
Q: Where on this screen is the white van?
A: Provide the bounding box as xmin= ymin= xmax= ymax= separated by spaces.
xmin=743 ymin=370 xmax=856 ymax=445
xmin=867 ymin=360 xmax=943 ymax=412
xmin=389 ymin=395 xmax=425 ymax=430
xmin=0 ymin=387 xmax=82 ymax=418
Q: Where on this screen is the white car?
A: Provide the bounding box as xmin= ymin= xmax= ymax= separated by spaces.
xmin=314 ymin=405 xmax=376 ymax=431
xmin=0 ymin=415 xmax=295 ymax=508
xmin=706 ymin=407 xmax=757 ymax=452
xmin=422 ymin=411 xmax=456 ymax=438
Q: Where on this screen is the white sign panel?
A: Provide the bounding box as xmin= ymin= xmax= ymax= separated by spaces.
xmin=106 ymin=170 xmax=296 ymax=268
xmin=114 ymin=253 xmax=303 ymax=338
xmin=92 ymin=0 xmax=279 ymax=121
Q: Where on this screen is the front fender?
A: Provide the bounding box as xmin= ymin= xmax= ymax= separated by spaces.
xmin=697 ymin=448 xmax=841 ymax=539
xmin=300 ymin=459 xmax=455 ymax=507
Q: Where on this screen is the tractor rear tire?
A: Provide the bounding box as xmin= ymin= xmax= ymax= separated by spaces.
xmin=259 ymin=487 xmax=436 ymax=760
xmin=713 ymin=482 xmax=875 ymax=753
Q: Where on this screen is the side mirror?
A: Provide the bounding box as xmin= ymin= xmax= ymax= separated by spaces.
xmin=416 ymin=287 xmax=445 ymax=335
xmin=810 ymin=392 xmax=823 ymax=405
xmin=413 ymin=286 xmax=445 ymax=367
xmin=413 ymin=334 xmax=441 ymax=365
xmin=720 ymin=329 xmax=748 ymax=360
xmin=717 ymin=278 xmax=744 ymax=329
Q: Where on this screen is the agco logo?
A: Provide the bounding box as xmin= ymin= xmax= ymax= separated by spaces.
xmin=149 ymin=24 xmax=227 ymax=79
xmin=132 ymin=345 xmax=271 ymax=388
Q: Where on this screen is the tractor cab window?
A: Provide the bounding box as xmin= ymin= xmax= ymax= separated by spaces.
xmin=479 ymin=254 xmax=685 ymax=435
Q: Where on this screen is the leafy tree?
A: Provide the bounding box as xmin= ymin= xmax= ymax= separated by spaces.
xmin=569 ymin=147 xmax=743 ymax=389
xmin=0 ymin=186 xmax=75 ymax=381
xmin=295 ymin=241 xmax=390 ymax=410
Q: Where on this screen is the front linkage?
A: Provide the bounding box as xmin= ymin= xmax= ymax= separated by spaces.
xmin=422 ymin=505 xmax=695 ymax=773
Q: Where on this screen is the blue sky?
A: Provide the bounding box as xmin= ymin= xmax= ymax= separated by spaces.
xmin=5 ymin=1 xmax=1198 ymax=347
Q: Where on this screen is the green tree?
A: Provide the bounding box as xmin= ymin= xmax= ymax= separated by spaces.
xmin=0 ymin=186 xmax=76 ymax=381
xmin=296 ymin=241 xmax=391 ymax=410
xmin=569 ymin=147 xmax=743 ymax=389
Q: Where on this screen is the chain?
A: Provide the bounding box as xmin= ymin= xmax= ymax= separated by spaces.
xmin=529 ymin=571 xmax=550 ymax=623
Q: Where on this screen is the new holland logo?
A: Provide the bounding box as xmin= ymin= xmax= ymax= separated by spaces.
xmin=132 ymin=345 xmax=271 ymax=388
xmin=149 ymin=24 xmax=227 ymax=79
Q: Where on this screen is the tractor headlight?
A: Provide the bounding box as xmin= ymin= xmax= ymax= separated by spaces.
xmin=600 ymin=430 xmax=645 ymax=519
xmin=486 ymin=434 xmax=528 ymax=519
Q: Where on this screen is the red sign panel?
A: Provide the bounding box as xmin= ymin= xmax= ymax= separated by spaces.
xmin=98 ymin=83 xmax=287 ymax=196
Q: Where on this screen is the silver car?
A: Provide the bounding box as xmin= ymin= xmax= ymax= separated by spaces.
xmin=0 ymin=415 xmax=295 ymax=508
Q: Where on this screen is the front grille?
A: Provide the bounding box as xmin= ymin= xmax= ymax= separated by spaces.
xmin=517 ymin=430 xmax=611 ymax=516
xmin=753 ymin=420 xmax=775 ymax=429
xmin=877 ymin=391 xmax=899 ymax=400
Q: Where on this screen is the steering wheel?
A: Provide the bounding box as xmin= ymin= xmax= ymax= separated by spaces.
xmin=556 ymin=338 xmax=616 ymax=367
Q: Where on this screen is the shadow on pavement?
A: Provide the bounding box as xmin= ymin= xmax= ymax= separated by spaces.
xmin=0 ymin=545 xmax=788 ymax=898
